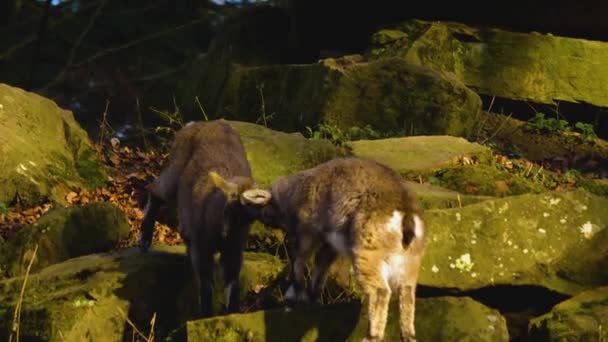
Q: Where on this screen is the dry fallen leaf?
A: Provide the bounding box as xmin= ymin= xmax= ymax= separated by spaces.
xmin=66 ymin=191 xmax=78 ymax=204
xmin=110 ymin=137 xmax=121 ymax=150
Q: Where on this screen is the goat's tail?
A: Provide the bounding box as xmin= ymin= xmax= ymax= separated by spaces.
xmin=402 ymin=213 xmax=425 ymax=248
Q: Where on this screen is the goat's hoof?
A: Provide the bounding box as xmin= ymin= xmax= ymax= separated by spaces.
xmin=401 ymin=333 xmax=416 ymax=342
xmin=138 ymin=237 xmax=151 ymax=253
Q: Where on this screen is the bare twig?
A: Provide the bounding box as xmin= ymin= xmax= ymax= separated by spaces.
xmin=73 ymin=17 xmax=207 ymax=68
xmin=27 ymin=0 xmax=53 ymax=89
xmin=8 ymin=244 xmax=39 ymax=342
xmin=136 ymin=97 xmax=149 ymax=151
xmin=129 ymin=62 xmax=188 ymax=83
xmin=255 ymin=83 xmax=275 ymax=127
xmin=480 ymin=113 xmax=513 ymax=145
xmin=195 ymin=96 xmax=209 ymax=121
xmin=533 ymin=166 xmax=543 ymax=181
xmin=487 ymin=95 xmax=496 ymax=113
xmin=0 ymin=37 xmax=36 ymax=61
xmin=40 ymin=0 xmax=109 ymax=91
xmin=526 ymin=102 xmax=539 ymax=114
xmin=257 ymin=83 xmax=268 ymax=127
xmin=116 ymin=307 xmax=148 ymax=341
xmin=147 ymin=312 xmax=157 ymax=341
xmin=0 ymin=1 xmax=103 ymax=61
xmin=97 ymin=100 xmax=111 ymax=155
xmin=475 ymin=95 xmax=496 ymax=141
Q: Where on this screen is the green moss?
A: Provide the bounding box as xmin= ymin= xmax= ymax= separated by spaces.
xmin=350 ymin=135 xmax=493 ymax=176
xmin=349 ymin=297 xmax=509 ymax=341
xmin=221 ymin=63 xmax=342 ymax=132
xmin=477 ymin=111 xmax=608 ymax=162
xmin=322 ymin=57 xmax=481 ymax=137
xmin=421 ymin=190 xmax=608 ymax=294
xmin=579 ymin=178 xmax=608 ymax=198
xmin=186 ymin=297 xmax=509 ymax=342
xmin=0 ymin=83 xmax=106 ymax=207
xmin=215 ymin=56 xmax=481 ymax=137
xmin=2 ymin=202 xmax=130 ymax=277
xmin=0 ymin=246 xmax=284 ymax=341
xmin=405 ymin=181 xmax=493 ymax=210
xmin=434 ymin=164 xmax=546 ymax=197
xmin=529 ymin=287 xmax=608 ymax=341
xmin=367 ymin=19 xmax=608 ymax=108
xmin=370 ymin=29 xmax=407 ymax=46
xmin=228 ymin=121 xmax=350 ymax=187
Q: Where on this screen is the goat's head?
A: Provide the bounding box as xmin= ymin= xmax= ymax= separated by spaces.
xmin=208 ymin=172 xmax=274 ymax=234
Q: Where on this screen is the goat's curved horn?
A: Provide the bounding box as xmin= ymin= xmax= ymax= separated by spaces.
xmin=241 ymin=189 xmax=272 ymax=205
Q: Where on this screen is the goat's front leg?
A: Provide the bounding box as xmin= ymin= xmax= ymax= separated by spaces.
xmin=308 ymin=242 xmax=338 ymax=304
xmin=285 ymin=231 xmax=315 ymax=307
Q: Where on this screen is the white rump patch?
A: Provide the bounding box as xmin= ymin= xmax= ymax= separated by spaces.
xmin=413 ymin=214 xmax=424 ymax=238
xmin=381 ymin=254 xmax=406 ymax=290
xmin=387 ymin=211 xmax=404 ymax=232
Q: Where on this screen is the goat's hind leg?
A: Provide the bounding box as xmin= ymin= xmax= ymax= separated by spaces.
xmin=138 ymin=164 xmax=179 ymax=252
xmin=398 ymin=284 xmax=417 ymax=342
xmin=354 ymin=254 xmax=391 ymax=342
xmin=139 ymin=192 xmax=164 ymax=252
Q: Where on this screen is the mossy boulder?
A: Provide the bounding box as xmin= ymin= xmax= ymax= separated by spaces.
xmin=0 ymin=83 xmax=106 ymax=207
xmin=1 ymin=202 xmax=129 ymax=278
xmin=405 ymin=181 xmax=493 ymax=210
xmin=176 ymin=6 xmax=291 ymax=118
xmin=477 ymin=111 xmax=608 ymax=163
xmin=0 ymin=246 xmax=283 ymax=341
xmin=228 ymin=120 xmax=350 ymax=187
xmin=184 ymin=296 xmax=508 ymax=341
xmin=421 ymin=190 xmax=608 ymax=295
xmin=218 ymin=57 xmax=482 ymax=136
xmin=368 ymin=19 xmax=608 ymax=108
xmin=350 ymin=135 xmax=493 ymax=177
xmin=579 ymin=178 xmax=608 ymax=198
xmin=433 ymin=164 xmax=547 ymax=197
xmin=528 ymin=286 xmax=608 ymax=341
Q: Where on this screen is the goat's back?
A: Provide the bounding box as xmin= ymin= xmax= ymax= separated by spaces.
xmin=276 ymin=157 xmax=421 ymax=229
xmin=173 ymin=120 xmax=252 ymax=181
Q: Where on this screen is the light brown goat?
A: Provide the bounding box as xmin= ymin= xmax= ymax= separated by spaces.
xmin=139 ymin=120 xmax=271 ymax=317
xmin=262 ymin=157 xmax=425 ymax=341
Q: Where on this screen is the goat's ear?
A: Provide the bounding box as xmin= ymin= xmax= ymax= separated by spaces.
xmin=209 ymin=171 xmax=238 ymax=200
xmin=241 ymin=189 xmax=272 ymax=206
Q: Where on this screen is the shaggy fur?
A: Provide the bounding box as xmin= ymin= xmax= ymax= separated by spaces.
xmin=139 ymin=119 xmax=264 ymax=318
xmin=258 ymin=157 xmax=426 ymax=342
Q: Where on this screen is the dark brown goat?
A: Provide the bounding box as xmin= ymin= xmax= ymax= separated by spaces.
xmin=254 ymin=157 xmax=426 ymax=342
xmin=139 ymin=120 xmax=271 ymax=317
